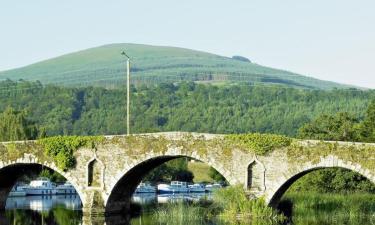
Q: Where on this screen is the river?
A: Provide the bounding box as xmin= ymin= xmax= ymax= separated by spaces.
xmin=1 ymin=193 xmax=374 ymax=225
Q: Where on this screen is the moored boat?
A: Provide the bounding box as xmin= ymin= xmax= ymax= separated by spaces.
xmin=135 ymin=182 xmax=156 ymax=193
xmin=8 ymin=185 xmax=27 ymax=197
xmin=55 ymin=182 xmax=77 ymax=195
xmin=157 ymin=181 xmax=189 ymax=194
xmin=24 ymin=178 xmax=56 ymax=195
xmin=188 ymin=183 xmax=206 ymax=193
xmin=205 ymin=183 xmax=222 ymax=192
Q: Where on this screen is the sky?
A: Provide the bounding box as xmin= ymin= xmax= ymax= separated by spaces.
xmin=0 ymin=0 xmax=374 ymax=88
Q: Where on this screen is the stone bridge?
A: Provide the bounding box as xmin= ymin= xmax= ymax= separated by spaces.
xmin=0 ymin=132 xmax=374 ymax=217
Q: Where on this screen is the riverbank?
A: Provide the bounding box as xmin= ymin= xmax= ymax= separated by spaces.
xmin=280 ymin=192 xmax=375 ymax=225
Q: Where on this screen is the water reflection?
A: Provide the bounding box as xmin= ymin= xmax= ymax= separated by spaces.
xmin=2 ymin=208 xmax=82 ymax=225
xmin=1 ymin=194 xmax=374 ymax=225
xmin=6 ymin=195 xmax=82 ymax=211
xmin=132 ymin=193 xmax=212 ymax=205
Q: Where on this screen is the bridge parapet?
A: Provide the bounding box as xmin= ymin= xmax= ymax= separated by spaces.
xmin=0 ymin=132 xmax=374 ymax=215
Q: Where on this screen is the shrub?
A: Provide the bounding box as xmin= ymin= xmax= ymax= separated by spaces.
xmin=226 ymin=133 xmax=292 ymax=155
xmin=38 ymin=136 xmax=103 ymax=171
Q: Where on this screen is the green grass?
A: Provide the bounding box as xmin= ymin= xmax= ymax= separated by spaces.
xmin=152 ymin=202 xmax=210 ymax=224
xmin=0 ymin=43 xmax=354 ymax=90
xmin=213 ymin=185 xmax=285 ymax=222
xmin=281 ymin=192 xmax=375 ymax=225
xmin=188 ymin=161 xmax=215 ymax=183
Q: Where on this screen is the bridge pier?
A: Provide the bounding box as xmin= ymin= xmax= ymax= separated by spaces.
xmin=81 ymin=190 xmax=107 ymax=217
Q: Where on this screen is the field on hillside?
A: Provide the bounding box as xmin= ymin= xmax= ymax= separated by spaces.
xmin=188 ymin=161 xmax=214 ymax=183
xmin=0 ymin=43 xmax=352 ymax=90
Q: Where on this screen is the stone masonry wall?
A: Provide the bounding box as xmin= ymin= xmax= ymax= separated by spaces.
xmin=0 ymin=132 xmax=374 ymax=215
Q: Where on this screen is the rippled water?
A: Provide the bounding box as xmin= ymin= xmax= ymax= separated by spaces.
xmin=1 ymin=193 xmax=374 ymax=225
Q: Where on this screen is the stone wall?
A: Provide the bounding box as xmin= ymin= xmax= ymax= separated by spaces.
xmin=0 ymin=132 xmax=374 ymax=216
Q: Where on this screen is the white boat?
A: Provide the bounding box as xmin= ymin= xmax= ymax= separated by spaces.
xmin=132 ymin=193 xmax=156 ymax=204
xmin=188 ymin=183 xmax=206 ymax=193
xmin=55 ymin=182 xmax=77 ymax=195
xmin=8 ymin=185 xmax=27 ymax=197
xmin=205 ymin=183 xmax=222 ymax=192
xmin=135 ymin=182 xmax=156 ymax=193
xmin=157 ymin=181 xmax=189 ymax=194
xmin=24 ymin=178 xmax=56 ymax=195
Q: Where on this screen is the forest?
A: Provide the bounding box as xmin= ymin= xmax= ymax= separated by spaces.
xmin=0 ymin=79 xmax=374 ymax=138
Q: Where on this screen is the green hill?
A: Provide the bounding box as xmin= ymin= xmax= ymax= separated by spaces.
xmin=0 ymin=43 xmax=353 ymax=89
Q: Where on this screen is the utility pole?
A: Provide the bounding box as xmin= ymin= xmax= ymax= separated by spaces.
xmin=122 ymin=51 xmax=131 ymax=135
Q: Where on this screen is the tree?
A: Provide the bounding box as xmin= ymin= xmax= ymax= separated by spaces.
xmin=360 ymin=99 xmax=375 ymax=142
xmin=297 ymin=112 xmax=360 ymax=141
xmin=144 ymin=158 xmax=194 ymax=183
xmin=208 ymin=167 xmax=226 ymax=183
xmin=0 ymin=107 xmax=38 ymax=141
xmin=289 ymin=168 xmax=375 ymax=193
xmin=39 ymin=169 xmax=66 ymax=183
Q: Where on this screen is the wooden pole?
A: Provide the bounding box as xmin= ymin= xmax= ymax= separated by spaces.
xmin=127 ymin=58 xmax=130 ymax=135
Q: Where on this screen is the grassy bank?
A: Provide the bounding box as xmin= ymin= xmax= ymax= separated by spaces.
xmin=213 ymin=186 xmax=285 ymax=223
xmin=153 ymin=201 xmax=213 ymax=224
xmin=148 ymin=186 xmax=284 ymax=224
xmin=281 ymin=192 xmax=375 ymax=225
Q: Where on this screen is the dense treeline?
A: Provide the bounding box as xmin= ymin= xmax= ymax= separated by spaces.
xmin=0 ymin=107 xmax=39 ymax=141
xmin=0 ymin=80 xmax=374 ymax=137
xmin=298 ymin=99 xmax=375 ymax=142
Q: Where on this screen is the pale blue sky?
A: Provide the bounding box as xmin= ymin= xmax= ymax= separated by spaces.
xmin=0 ymin=0 xmax=374 ymax=88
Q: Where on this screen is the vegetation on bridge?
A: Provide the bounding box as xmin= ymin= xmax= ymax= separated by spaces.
xmin=226 ymin=133 xmax=292 ymax=155
xmin=38 ymin=136 xmax=104 ymax=171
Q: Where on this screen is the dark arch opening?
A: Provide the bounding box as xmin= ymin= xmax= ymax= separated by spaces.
xmin=0 ymin=163 xmax=83 ymax=212
xmin=105 ymin=155 xmax=228 ymax=216
xmin=269 ymin=167 xmax=375 ymax=208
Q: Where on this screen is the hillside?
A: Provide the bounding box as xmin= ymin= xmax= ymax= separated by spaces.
xmin=0 ymin=43 xmax=352 ymax=89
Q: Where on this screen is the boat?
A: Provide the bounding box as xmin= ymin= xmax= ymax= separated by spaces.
xmin=24 ymin=178 xmax=56 ymax=195
xmin=205 ymin=183 xmax=222 ymax=192
xmin=8 ymin=185 xmax=27 ymax=197
xmin=55 ymin=182 xmax=77 ymax=195
xmin=135 ymin=182 xmax=156 ymax=193
xmin=157 ymin=181 xmax=189 ymax=194
xmin=188 ymin=183 xmax=206 ymax=193
xmin=132 ymin=193 xmax=156 ymax=204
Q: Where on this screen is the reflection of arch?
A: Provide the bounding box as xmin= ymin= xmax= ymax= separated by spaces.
xmin=105 ymin=154 xmax=231 ymax=214
xmin=247 ymin=158 xmax=266 ymax=192
xmin=87 ymin=156 xmax=105 ymax=189
xmin=0 ymin=162 xmax=83 ymax=209
xmin=267 ymin=157 xmax=375 ymax=207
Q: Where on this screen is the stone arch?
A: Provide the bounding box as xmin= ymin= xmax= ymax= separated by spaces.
xmin=247 ymin=157 xmax=266 ymax=193
xmin=105 ymin=152 xmax=233 ymax=215
xmin=87 ymin=156 xmax=105 ymax=189
xmin=266 ymin=155 xmax=375 ymax=207
xmin=0 ymin=155 xmax=84 ymax=210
